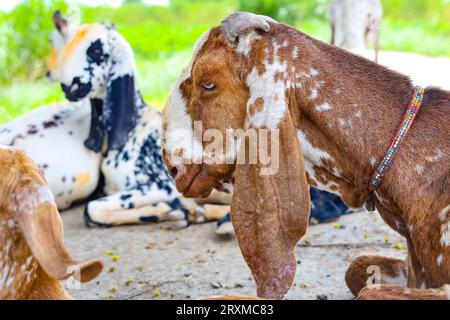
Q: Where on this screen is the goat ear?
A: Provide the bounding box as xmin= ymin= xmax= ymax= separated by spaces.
xmin=84 ymin=99 xmax=105 ymax=153
xmin=231 ymin=113 xmax=310 ymax=299
xmin=53 ymin=10 xmax=69 ymax=37
xmin=220 ymin=12 xmax=275 ymax=47
xmin=103 ymin=75 xmax=138 ymax=153
xmin=7 ymin=150 xmax=103 ymax=283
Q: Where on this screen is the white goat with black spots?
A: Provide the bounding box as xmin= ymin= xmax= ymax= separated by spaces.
xmin=0 ymin=11 xmax=231 ymax=229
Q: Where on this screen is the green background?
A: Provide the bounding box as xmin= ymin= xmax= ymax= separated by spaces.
xmin=0 ymin=0 xmax=449 ymax=123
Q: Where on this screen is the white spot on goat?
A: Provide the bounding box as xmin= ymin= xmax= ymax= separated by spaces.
xmin=370 ymin=156 xmax=377 ymax=167
xmin=415 ymin=165 xmax=425 ymax=174
xmin=425 ymin=148 xmax=444 ymax=162
xmin=331 ymin=167 xmax=342 ymax=178
xmin=354 ymin=110 xmax=362 ymax=118
xmin=437 ymin=254 xmax=443 ymax=266
xmin=308 ymin=80 xmax=325 ymax=101
xmin=309 ymin=68 xmax=319 ymax=77
xmin=15 ymin=184 xmax=55 ymax=215
xmin=375 ymin=192 xmax=389 ymax=206
xmin=2 ymin=219 xmax=16 ymax=229
xmin=236 ymin=31 xmax=261 ymax=57
xmin=246 ymin=42 xmax=288 ymax=129
xmin=440 ymin=222 xmax=450 ymax=247
xmin=439 ymin=205 xmax=450 ymax=221
xmin=439 ymin=205 xmax=450 ymax=246
xmin=309 ymin=88 xmax=318 ymax=101
xmin=315 ymin=180 xmax=342 ymax=196
xmin=296 ymin=130 xmax=333 ymax=181
xmin=338 ymin=118 xmax=352 ymax=127
xmin=292 ymin=46 xmax=300 ymax=59
xmin=315 ymin=103 xmax=332 ymax=112
xmin=0 ymin=240 xmax=14 ymax=288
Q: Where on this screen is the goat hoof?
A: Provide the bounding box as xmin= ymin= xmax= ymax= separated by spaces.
xmin=215 ymin=222 xmax=234 ymax=238
xmin=166 ymin=219 xmax=190 ymax=230
xmin=190 ymin=207 xmax=207 ymax=224
xmin=83 ymin=206 xmax=112 ymax=228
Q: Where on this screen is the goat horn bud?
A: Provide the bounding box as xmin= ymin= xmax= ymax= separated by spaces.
xmin=220 ymin=12 xmax=275 ymax=46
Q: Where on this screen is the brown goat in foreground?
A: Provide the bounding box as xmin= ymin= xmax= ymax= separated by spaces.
xmin=162 ymin=13 xmax=450 ymax=300
xmin=0 ymin=146 xmax=103 ymax=299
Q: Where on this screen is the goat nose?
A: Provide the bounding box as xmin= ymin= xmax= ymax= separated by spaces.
xmin=169 ymin=166 xmax=178 ymax=178
xmin=167 ymin=163 xmax=185 ymax=179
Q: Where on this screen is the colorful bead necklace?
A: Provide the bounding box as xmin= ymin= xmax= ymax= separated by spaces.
xmin=365 ymin=86 xmax=425 ymax=211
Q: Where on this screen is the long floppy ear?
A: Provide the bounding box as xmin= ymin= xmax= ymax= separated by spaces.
xmin=103 ymin=74 xmax=138 ymax=152
xmin=84 ymin=30 xmax=139 ymax=153
xmin=222 ymin=11 xmax=311 ymax=300
xmin=7 ymin=150 xmax=103 ymax=283
xmin=231 ymin=113 xmax=310 ymax=299
xmin=84 ymin=98 xmax=105 ymax=152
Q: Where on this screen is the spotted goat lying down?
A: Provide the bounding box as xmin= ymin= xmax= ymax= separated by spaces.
xmin=162 ymin=13 xmax=450 ymax=299
xmin=0 ymin=12 xmax=230 ymax=229
xmin=0 ymin=146 xmax=102 ymax=299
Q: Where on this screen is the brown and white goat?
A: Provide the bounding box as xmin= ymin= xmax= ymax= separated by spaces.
xmin=0 ymin=146 xmax=103 ymax=299
xmin=162 ymin=13 xmax=450 ymax=299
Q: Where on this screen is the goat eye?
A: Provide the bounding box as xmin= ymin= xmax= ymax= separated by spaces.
xmin=203 ymin=83 xmax=216 ymax=91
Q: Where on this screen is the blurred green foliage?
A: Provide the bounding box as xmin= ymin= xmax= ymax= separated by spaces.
xmin=0 ymin=0 xmax=449 ymax=123
xmin=238 ymin=0 xmax=299 ymax=24
xmin=237 ymin=0 xmax=332 ymax=24
xmin=0 ymin=81 xmax=64 ymax=123
xmin=0 ymin=0 xmax=68 ymax=83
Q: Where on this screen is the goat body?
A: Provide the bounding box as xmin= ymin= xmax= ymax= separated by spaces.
xmin=162 ymin=13 xmax=450 ymax=299
xmin=1 ymin=21 xmax=232 ymax=229
xmin=0 ymin=146 xmax=102 ymax=299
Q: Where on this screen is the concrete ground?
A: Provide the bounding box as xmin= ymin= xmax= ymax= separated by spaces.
xmin=378 ymin=51 xmax=450 ymax=90
xmin=64 ymin=51 xmax=448 ymax=300
xmin=64 ymin=208 xmax=405 ymax=300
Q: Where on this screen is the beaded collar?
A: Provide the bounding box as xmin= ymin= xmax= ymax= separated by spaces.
xmin=365 ymin=86 xmax=425 ymax=211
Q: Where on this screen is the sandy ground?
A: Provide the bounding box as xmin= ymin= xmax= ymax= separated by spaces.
xmin=64 ymin=51 xmax=449 ymax=300
xmin=378 ymin=51 xmax=450 ymax=90
xmin=64 ymin=208 xmax=405 ymax=300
